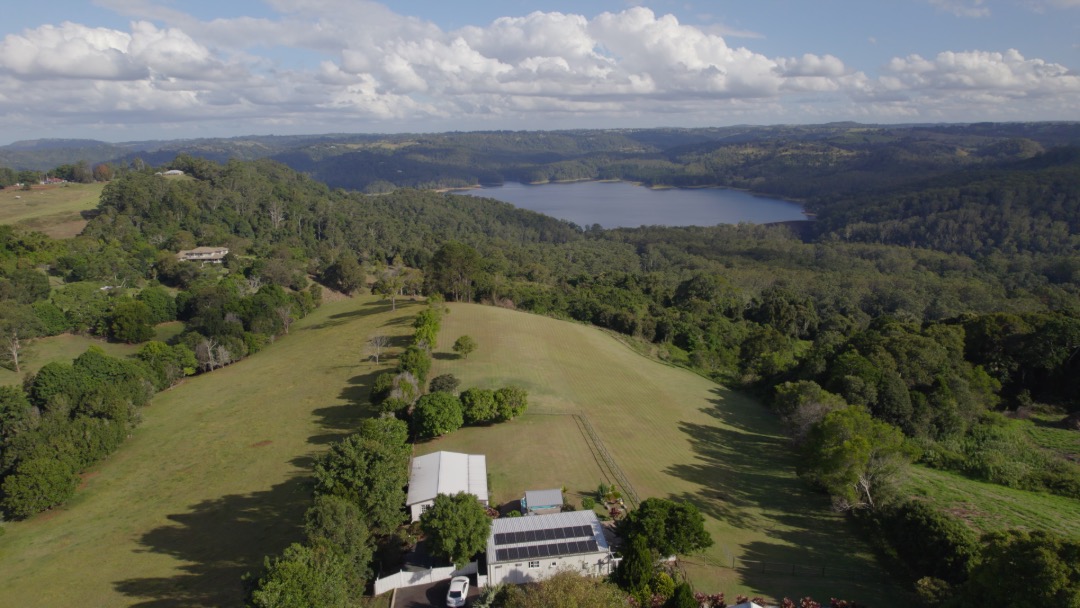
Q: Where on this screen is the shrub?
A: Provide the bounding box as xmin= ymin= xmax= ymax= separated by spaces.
xmin=1 ymin=456 xmax=80 ymax=519
xmin=494 ymin=386 xmax=528 ymax=421
xmin=582 ymin=496 xmax=596 ymax=510
xmin=460 ymin=387 xmax=497 ymax=424
xmin=428 ymin=373 xmax=460 ymax=394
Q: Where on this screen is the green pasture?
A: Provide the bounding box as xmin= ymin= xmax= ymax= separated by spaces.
xmin=0 ymin=333 xmax=139 ymax=386
xmin=429 ymin=304 xmax=905 ymax=605
xmin=0 ymin=296 xmax=415 ymax=607
xmin=0 ymin=182 xmax=104 ymax=238
xmin=905 ymin=466 xmax=1080 ymax=536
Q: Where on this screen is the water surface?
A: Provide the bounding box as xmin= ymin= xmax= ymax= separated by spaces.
xmin=459 ymin=181 xmax=806 ymax=228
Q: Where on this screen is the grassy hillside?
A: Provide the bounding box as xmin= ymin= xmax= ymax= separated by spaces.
xmin=426 ymin=303 xmax=906 ymax=605
xmin=0 ymin=182 xmax=103 ymax=238
xmin=0 ymin=296 xmax=415 ymax=607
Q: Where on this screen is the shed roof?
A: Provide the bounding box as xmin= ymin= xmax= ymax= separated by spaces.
xmin=487 ymin=510 xmax=610 ymax=564
xmin=524 ymin=489 xmax=564 ymax=508
xmin=406 ymin=451 xmax=488 ymax=506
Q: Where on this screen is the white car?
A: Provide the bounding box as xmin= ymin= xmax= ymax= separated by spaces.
xmin=446 ymin=576 xmax=470 ymax=607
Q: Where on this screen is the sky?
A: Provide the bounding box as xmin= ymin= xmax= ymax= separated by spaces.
xmin=0 ymin=0 xmax=1078 ymax=143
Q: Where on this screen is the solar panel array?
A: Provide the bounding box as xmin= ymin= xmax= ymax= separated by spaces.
xmin=493 ymin=525 xmax=593 ymax=546
xmin=494 ymin=539 xmax=600 ymax=562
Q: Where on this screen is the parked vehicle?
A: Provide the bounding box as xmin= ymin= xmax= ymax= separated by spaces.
xmin=446 ymin=576 xmax=470 ymax=607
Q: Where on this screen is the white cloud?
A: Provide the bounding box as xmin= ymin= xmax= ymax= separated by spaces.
xmin=0 ymin=1 xmax=1077 ymax=138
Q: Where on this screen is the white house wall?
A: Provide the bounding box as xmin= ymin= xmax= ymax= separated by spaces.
xmin=487 ymin=552 xmax=614 ymax=587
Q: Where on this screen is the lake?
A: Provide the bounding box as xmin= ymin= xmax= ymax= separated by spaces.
xmin=458 ymin=181 xmax=807 ymax=228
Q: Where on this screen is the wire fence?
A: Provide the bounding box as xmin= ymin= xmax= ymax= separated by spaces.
xmin=528 ymin=408 xmax=640 ymax=508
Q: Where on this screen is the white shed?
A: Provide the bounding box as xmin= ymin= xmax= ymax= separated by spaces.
xmin=486 ymin=510 xmax=616 ymax=586
xmin=406 ymin=451 xmax=488 ymax=522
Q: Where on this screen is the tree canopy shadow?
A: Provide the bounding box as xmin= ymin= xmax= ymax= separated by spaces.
xmin=113 ymin=476 xmax=312 ymax=607
xmin=668 ymin=397 xmax=904 ymax=602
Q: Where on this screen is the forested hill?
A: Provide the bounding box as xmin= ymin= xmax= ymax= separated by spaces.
xmin=812 ymin=146 xmax=1080 ymax=258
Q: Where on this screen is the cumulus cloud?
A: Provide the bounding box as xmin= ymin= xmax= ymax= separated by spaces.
xmin=885 ymin=49 xmax=1080 ymax=94
xmin=0 ymin=1 xmax=1076 ymax=138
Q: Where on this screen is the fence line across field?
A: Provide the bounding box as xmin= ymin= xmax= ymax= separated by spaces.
xmin=527 ymin=408 xmax=640 ymax=508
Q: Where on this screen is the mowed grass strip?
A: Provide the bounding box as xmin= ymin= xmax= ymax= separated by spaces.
xmin=0 ymin=296 xmax=416 ymax=608
xmin=430 ymin=304 xmax=905 ymax=605
xmin=0 ymin=182 xmax=104 ymax=238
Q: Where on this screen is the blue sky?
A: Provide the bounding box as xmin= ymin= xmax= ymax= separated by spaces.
xmin=0 ymin=0 xmax=1077 ymax=143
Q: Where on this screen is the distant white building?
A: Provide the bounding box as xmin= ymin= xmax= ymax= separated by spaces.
xmin=176 ymin=246 xmax=229 ymax=263
xmin=486 ymin=510 xmax=617 ymax=586
xmin=406 ymin=451 xmax=488 ymax=522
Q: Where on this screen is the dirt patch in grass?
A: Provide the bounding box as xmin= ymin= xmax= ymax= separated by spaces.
xmin=250 ymin=440 xmax=273 ymax=448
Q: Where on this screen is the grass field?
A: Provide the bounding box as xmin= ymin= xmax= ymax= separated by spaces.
xmin=906 ymin=466 xmax=1080 ymax=536
xmin=0 ymin=296 xmax=416 ymax=607
xmin=0 ymin=334 xmax=140 ymax=387
xmin=0 ymin=182 xmax=104 ymax=238
xmin=428 ymin=303 xmax=906 ymax=605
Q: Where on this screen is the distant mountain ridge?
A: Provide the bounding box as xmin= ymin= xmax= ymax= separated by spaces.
xmin=3 ymin=123 xmax=1080 ymax=200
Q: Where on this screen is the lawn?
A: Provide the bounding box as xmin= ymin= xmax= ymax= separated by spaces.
xmin=0 ymin=182 xmax=104 ymax=238
xmin=428 ymin=303 xmax=905 ymax=605
xmin=0 ymin=296 xmax=417 ymax=607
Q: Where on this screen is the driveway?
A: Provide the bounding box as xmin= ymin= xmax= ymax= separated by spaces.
xmin=393 ymin=577 xmax=481 ymax=608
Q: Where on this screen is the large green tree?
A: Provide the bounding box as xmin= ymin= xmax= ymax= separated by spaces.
xmin=412 ymin=392 xmax=464 ymax=439
xmin=621 ymin=497 xmax=713 ymax=557
xmin=250 ymin=543 xmax=353 ymax=608
xmin=312 ymin=418 xmax=410 ymax=534
xmin=109 ymin=300 xmax=155 ymax=344
xmin=303 ymin=495 xmax=375 ymax=594
xmin=430 ymin=242 xmax=481 ymax=302
xmin=419 ymin=491 xmax=491 ymax=568
xmin=800 ymin=406 xmax=908 ymax=511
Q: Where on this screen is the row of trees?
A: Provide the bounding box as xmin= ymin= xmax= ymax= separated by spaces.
xmin=252 ymin=417 xmax=411 ymax=606
xmin=0 ymin=347 xmax=163 ymax=517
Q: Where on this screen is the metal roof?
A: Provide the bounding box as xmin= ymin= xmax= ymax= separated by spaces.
xmin=487 ymin=510 xmax=610 ymax=564
xmin=524 ymin=489 xmax=564 ymax=509
xmin=406 ymin=451 xmax=488 ymax=506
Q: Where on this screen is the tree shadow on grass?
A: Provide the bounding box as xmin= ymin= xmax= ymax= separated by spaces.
xmin=337 ymin=367 xmax=390 ymax=410
xmin=113 ymin=475 xmax=312 ymax=608
xmin=668 ymin=397 xmax=903 ymax=602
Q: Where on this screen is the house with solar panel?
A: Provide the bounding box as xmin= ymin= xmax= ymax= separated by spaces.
xmin=486 ymin=509 xmax=617 ymax=586
xmin=406 ymin=451 xmax=489 ymax=522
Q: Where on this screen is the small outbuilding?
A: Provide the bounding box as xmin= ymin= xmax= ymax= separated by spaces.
xmin=522 ymin=489 xmax=564 ymax=515
xmin=485 ymin=510 xmax=617 ymax=586
xmin=406 ymin=451 xmax=488 ymax=522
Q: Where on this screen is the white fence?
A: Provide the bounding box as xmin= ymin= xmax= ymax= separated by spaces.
xmin=373 ymin=561 xmax=478 ymax=595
